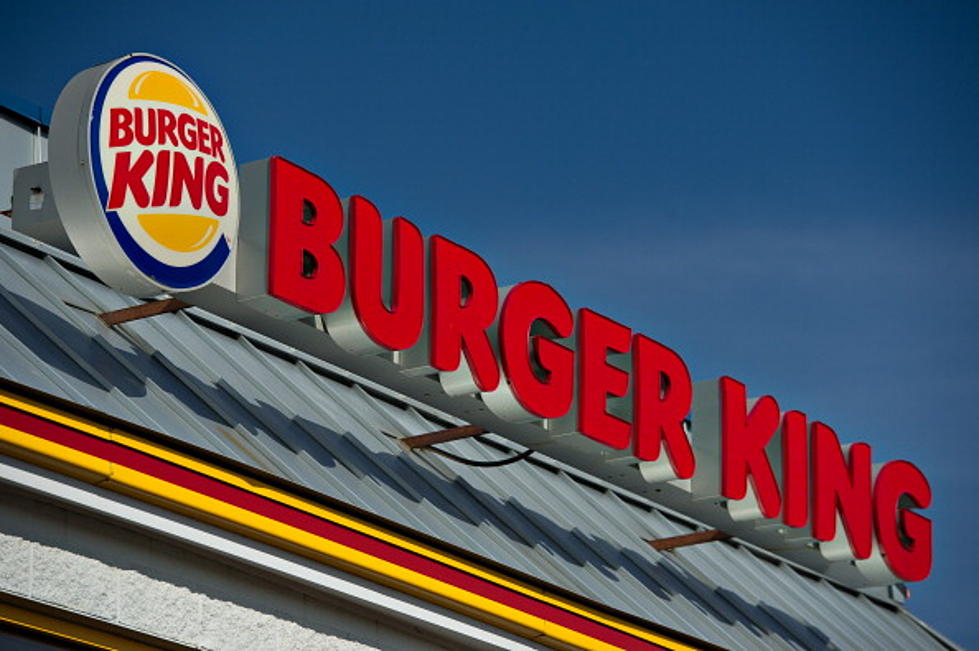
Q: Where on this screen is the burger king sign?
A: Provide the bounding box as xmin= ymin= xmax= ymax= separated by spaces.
xmin=49 ymin=53 xmax=238 ymax=296
xmin=28 ymin=53 xmax=934 ymax=589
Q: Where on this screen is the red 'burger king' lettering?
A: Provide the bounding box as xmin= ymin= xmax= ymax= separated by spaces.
xmin=267 ymin=157 xmax=346 ymax=314
xmin=258 ymin=155 xmax=934 ymax=582
xmin=632 ymin=334 xmax=695 ymax=477
xmin=429 ymin=235 xmax=500 ymax=393
xmin=204 ymin=160 xmax=230 ymax=217
xmin=106 ymin=150 xmax=229 ymax=216
xmin=874 ymin=460 xmax=932 ymax=582
xmin=109 ymin=107 xmax=132 ymax=146
xmin=498 ymin=281 xmax=574 ymax=419
xmin=720 ymin=377 xmax=782 ymax=518
xmin=577 ymin=308 xmax=632 ymax=450
xmin=780 ymin=409 xmax=809 ymax=528
xmin=151 ymin=150 xmax=171 ymax=206
xmin=107 ymin=150 xmax=154 ymax=209
xmin=348 ymin=196 xmax=425 ymax=351
xmin=812 ymin=422 xmax=873 ymax=559
xmin=108 ymin=107 xmax=226 ymax=160
xmin=170 ymin=153 xmax=204 ymax=209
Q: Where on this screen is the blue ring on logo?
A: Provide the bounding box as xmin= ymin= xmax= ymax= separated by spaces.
xmin=90 ymin=55 xmax=231 ymax=290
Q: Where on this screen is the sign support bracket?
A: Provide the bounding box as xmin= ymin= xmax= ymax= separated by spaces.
xmin=647 ymin=529 xmax=732 ymax=552
xmin=99 ymin=298 xmax=190 ymax=327
xmin=399 ymin=425 xmax=487 ymax=450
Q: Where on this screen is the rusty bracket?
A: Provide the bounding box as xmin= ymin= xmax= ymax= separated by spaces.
xmin=399 ymin=425 xmax=487 ymax=450
xmin=99 ymin=298 xmax=190 ymax=327
xmin=647 ymin=529 xmax=732 ymax=552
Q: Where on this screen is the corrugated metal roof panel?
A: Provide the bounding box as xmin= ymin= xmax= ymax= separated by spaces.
xmin=0 ymin=225 xmax=957 ymax=650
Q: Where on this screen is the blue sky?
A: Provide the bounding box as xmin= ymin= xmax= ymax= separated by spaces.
xmin=4 ymin=1 xmax=977 ymax=645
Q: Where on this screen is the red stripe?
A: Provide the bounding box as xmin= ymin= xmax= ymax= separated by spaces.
xmin=0 ymin=403 xmax=668 ymax=650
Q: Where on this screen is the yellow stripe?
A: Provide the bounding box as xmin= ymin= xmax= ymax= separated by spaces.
xmin=0 ymin=423 xmax=111 ymax=482
xmin=107 ymin=428 xmax=694 ymax=650
xmin=0 ymin=426 xmax=614 ymax=650
xmin=108 ymin=464 xmax=623 ymax=651
xmin=0 ymin=390 xmax=114 ymax=440
xmin=0 ymin=602 xmax=160 ymax=650
xmin=0 ymin=388 xmax=699 ymax=651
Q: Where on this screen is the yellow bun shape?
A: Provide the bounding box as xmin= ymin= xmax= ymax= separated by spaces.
xmin=128 ymin=70 xmax=208 ymax=116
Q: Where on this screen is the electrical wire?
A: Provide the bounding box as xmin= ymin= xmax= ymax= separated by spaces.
xmin=424 ymin=446 xmax=534 ymax=468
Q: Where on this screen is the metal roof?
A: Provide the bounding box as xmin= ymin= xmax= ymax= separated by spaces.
xmin=0 ymin=221 xmax=957 ymax=650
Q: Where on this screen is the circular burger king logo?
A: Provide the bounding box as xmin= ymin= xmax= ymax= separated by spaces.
xmin=49 ymin=54 xmax=238 ymax=296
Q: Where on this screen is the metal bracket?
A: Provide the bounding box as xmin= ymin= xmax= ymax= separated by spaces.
xmin=99 ymin=298 xmax=190 ymax=327
xmin=647 ymin=529 xmax=732 ymax=552
xmin=399 ymin=425 xmax=487 ymax=450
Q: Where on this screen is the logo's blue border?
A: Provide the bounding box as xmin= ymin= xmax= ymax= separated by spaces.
xmin=90 ymin=55 xmax=230 ymax=290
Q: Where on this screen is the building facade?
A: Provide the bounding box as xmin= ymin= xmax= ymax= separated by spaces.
xmin=0 ymin=89 xmax=957 ymax=650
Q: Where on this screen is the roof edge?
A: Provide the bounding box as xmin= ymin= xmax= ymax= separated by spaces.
xmin=0 ymin=90 xmax=49 ymax=128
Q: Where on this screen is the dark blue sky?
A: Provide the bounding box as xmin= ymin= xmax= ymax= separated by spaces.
xmin=4 ymin=1 xmax=977 ymax=645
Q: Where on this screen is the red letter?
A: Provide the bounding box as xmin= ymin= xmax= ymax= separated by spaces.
xmin=811 ymin=422 xmax=873 ymax=559
xmin=349 ymin=196 xmax=424 ymax=350
xmin=781 ymin=410 xmax=809 ymax=528
xmin=169 ymin=152 xmax=204 ymax=210
xmin=158 ymin=109 xmax=178 ymax=147
xmin=720 ymin=377 xmax=781 ymax=518
xmin=109 ymin=108 xmax=133 ymax=147
xmin=429 ymin=235 xmax=500 ymax=392
xmin=197 ymin=118 xmax=212 ymax=155
xmin=133 ymin=107 xmax=156 ymax=146
xmin=205 ymin=160 xmax=229 ymax=217
xmin=577 ymin=308 xmax=631 ymax=449
xmin=874 ymin=460 xmax=932 ymax=582
xmin=210 ymin=125 xmax=225 ymax=162
xmin=632 ymin=335 xmax=695 ymax=478
xmin=177 ymin=113 xmax=198 ymax=150
xmin=107 ymin=150 xmax=153 ymax=210
xmin=151 ymin=150 xmax=171 ymax=207
xmin=267 ymin=157 xmax=345 ymax=314
xmin=499 ymin=281 xmax=574 ymax=419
